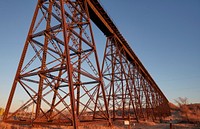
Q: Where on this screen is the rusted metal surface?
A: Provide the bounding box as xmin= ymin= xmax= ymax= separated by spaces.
xmin=102 ymin=36 xmax=170 ymax=122
xmin=3 ymin=0 xmax=170 ymax=128
xmin=3 ymin=0 xmax=110 ymax=127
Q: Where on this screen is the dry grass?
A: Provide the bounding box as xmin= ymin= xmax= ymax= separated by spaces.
xmin=0 ymin=122 xmax=122 ymax=129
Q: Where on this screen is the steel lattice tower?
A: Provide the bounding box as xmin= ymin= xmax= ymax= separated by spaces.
xmin=3 ymin=0 xmax=110 ymax=128
xmin=102 ymin=36 xmax=170 ymax=122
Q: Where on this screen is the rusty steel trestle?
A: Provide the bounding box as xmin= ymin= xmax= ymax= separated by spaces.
xmin=3 ymin=0 xmax=170 ymax=128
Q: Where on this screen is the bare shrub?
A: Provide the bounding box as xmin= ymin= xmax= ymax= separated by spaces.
xmin=175 ymin=97 xmax=200 ymax=124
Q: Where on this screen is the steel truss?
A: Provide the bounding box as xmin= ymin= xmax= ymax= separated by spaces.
xmin=102 ymin=36 xmax=170 ymax=121
xmin=3 ymin=0 xmax=170 ymax=128
xmin=3 ymin=0 xmax=110 ymax=128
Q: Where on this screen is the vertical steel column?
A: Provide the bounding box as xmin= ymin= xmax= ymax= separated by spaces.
xmin=60 ymin=0 xmax=78 ymax=128
xmin=76 ymin=19 xmax=82 ymax=117
xmin=36 ymin=0 xmax=53 ymax=119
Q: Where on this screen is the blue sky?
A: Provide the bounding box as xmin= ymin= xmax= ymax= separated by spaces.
xmin=100 ymin=0 xmax=200 ymax=104
xmin=0 ymin=0 xmax=199 ymax=108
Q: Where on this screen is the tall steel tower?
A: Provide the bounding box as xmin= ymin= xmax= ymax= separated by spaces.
xmin=3 ymin=0 xmax=110 ymax=128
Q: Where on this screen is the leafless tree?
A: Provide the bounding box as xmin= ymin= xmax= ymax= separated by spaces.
xmin=174 ymin=97 xmax=190 ymax=122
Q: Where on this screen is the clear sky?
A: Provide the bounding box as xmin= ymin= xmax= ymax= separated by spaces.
xmin=0 ymin=0 xmax=199 ymax=109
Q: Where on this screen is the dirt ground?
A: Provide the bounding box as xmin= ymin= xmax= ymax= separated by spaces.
xmin=0 ymin=121 xmax=200 ymax=129
xmin=0 ymin=108 xmax=199 ymax=129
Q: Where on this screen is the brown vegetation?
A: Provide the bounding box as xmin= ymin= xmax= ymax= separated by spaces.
xmin=174 ymin=97 xmax=200 ymax=124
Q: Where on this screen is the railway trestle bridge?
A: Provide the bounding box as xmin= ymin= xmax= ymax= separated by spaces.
xmin=3 ymin=0 xmax=170 ymax=128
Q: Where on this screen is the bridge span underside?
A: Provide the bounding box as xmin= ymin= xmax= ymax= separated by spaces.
xmin=3 ymin=0 xmax=170 ymax=128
